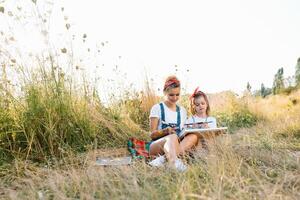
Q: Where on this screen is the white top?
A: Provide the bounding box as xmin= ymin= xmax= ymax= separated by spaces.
xmin=186 ymin=116 xmax=217 ymax=128
xmin=149 ymin=102 xmax=187 ymax=130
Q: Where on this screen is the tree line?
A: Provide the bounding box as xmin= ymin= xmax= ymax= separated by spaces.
xmin=247 ymin=57 xmax=300 ymax=97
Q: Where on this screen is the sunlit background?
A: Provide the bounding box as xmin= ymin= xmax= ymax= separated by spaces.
xmin=1 ymin=0 xmax=300 ymax=98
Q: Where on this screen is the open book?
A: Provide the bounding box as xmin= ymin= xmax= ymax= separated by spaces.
xmin=178 ymin=127 xmax=228 ymax=139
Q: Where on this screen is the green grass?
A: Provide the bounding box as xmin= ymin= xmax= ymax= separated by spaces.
xmin=0 ymin=69 xmax=144 ymax=164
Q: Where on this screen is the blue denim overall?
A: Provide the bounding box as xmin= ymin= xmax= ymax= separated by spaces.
xmin=150 ymin=103 xmax=181 ymax=146
xmin=159 ymin=103 xmax=181 ymax=136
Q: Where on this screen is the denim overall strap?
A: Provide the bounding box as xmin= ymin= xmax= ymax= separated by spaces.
xmin=160 ymin=103 xmax=181 ymax=135
xmin=159 ymin=103 xmax=167 ymax=129
xmin=175 ymin=105 xmax=181 ymax=135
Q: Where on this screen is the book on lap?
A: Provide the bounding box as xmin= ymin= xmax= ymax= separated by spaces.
xmin=178 ymin=127 xmax=228 ymax=139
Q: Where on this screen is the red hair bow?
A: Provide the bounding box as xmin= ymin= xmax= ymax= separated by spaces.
xmin=190 ymin=86 xmax=200 ymax=99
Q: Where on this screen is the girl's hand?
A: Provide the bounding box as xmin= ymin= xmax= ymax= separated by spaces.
xmin=162 ymin=127 xmax=176 ymax=135
xmin=201 ymin=123 xmax=209 ymax=128
xmin=151 ymin=127 xmax=175 ymax=140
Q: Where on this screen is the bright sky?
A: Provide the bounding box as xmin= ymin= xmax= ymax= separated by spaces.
xmin=1 ymin=0 xmax=300 ymax=97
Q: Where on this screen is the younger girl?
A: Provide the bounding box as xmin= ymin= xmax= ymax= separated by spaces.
xmin=179 ymin=87 xmax=217 ymax=153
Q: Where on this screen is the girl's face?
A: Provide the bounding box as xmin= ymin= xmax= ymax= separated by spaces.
xmin=194 ymin=96 xmax=208 ymax=116
xmin=165 ymin=87 xmax=180 ymax=104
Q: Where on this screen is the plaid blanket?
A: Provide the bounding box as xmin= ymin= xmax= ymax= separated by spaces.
xmin=127 ymin=138 xmax=151 ymax=159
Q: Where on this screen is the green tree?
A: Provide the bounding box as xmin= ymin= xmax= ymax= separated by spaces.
xmin=272 ymin=67 xmax=284 ymax=94
xmin=295 ymin=57 xmax=300 ymax=87
xmin=246 ymin=82 xmax=252 ymax=93
xmin=260 ymin=83 xmax=272 ymax=98
xmin=260 ymin=83 xmax=266 ymax=97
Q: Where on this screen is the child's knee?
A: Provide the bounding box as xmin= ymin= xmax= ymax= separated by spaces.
xmin=187 ymin=134 xmax=198 ymax=143
xmin=167 ymin=134 xmax=179 ymax=142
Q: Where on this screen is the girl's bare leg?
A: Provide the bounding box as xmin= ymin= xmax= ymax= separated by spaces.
xmin=149 ymin=134 xmax=180 ymax=163
xmin=179 ymin=133 xmax=201 ymax=155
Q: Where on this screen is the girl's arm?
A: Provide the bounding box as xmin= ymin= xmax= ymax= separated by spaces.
xmin=149 ymin=117 xmax=174 ymax=140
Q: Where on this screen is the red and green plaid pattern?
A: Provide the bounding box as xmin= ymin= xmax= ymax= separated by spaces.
xmin=127 ymin=138 xmax=151 ymax=159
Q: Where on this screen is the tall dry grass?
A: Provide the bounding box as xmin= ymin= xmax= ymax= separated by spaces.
xmin=118 ymin=78 xmax=160 ymax=131
xmin=0 ymin=0 xmax=149 ymax=164
xmin=1 ymin=89 xmax=300 ymax=199
xmin=208 ymin=91 xmax=259 ymax=131
xmin=0 ymin=68 xmax=144 ymax=163
xmin=1 ymin=127 xmax=299 ymax=199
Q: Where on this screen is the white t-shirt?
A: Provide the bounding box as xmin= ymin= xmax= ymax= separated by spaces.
xmin=186 ymin=116 xmax=217 ymax=128
xmin=149 ymin=102 xmax=187 ymax=130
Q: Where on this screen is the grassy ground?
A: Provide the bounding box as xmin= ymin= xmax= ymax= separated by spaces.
xmin=0 ymin=90 xmax=299 ymax=200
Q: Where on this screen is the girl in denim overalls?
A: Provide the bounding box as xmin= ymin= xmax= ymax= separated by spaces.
xmin=148 ymin=76 xmax=187 ymax=171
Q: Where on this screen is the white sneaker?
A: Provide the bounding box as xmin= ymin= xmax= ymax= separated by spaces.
xmin=174 ymin=159 xmax=187 ymax=172
xmin=148 ymin=155 xmax=166 ymax=167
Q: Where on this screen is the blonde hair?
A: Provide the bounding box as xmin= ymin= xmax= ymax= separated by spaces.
xmin=190 ymin=91 xmax=210 ymax=115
